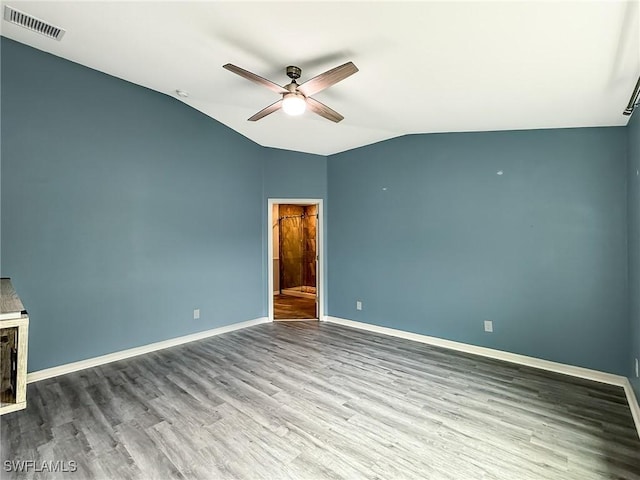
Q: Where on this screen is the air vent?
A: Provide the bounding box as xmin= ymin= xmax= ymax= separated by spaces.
xmin=3 ymin=6 xmax=65 ymax=41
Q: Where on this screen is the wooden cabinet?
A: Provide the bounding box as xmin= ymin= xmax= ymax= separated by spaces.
xmin=0 ymin=278 xmax=29 ymax=415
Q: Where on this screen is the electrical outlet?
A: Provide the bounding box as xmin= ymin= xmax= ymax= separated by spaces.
xmin=193 ymin=309 xmax=200 ymax=320
xmin=356 ymin=301 xmax=362 ymax=311
xmin=484 ymin=320 xmax=493 ymax=333
xmin=635 ymin=358 xmax=639 ymax=378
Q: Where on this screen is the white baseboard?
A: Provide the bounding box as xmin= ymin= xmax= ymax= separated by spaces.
xmin=622 ymin=379 xmax=640 ymax=437
xmin=325 ymin=316 xmax=640 ymax=437
xmin=27 ymin=317 xmax=270 ymax=383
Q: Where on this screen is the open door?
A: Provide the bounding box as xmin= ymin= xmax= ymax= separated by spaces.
xmin=268 ymin=199 xmax=323 ymax=322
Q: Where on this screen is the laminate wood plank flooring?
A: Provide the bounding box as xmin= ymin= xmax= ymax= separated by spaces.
xmin=273 ymin=294 xmax=316 ymax=319
xmin=1 ymin=322 xmax=639 ymax=479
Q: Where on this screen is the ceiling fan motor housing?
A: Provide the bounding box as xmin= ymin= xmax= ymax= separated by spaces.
xmin=286 ymin=65 xmax=302 ymax=80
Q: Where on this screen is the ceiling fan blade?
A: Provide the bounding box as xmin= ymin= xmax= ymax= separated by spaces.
xmin=248 ymin=99 xmax=283 ymax=121
xmin=223 ymin=64 xmax=288 ymax=95
xmin=297 ymin=62 xmax=358 ymax=97
xmin=306 ymin=97 xmax=344 ymax=123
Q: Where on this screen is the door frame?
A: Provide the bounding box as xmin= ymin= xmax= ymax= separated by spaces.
xmin=267 ymin=198 xmax=324 ymax=322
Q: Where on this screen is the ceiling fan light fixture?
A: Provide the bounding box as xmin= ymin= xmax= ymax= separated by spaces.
xmin=282 ymin=93 xmax=306 ymax=116
xmin=223 ymin=61 xmax=356 ymax=122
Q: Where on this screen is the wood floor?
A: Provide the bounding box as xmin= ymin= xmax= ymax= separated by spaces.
xmin=2 ymin=322 xmax=639 ymax=479
xmin=273 ymin=294 xmax=316 ymax=319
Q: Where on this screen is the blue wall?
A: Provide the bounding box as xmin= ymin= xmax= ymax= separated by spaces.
xmin=327 ymin=128 xmax=629 ymax=375
xmin=628 ymin=113 xmax=640 ymax=399
xmin=262 ymin=147 xmax=327 ymax=200
xmin=1 ymin=37 xmax=635 ymax=382
xmin=1 ymin=38 xmax=267 ymax=371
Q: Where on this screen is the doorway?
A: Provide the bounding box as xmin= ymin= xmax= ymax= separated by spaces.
xmin=268 ymin=199 xmax=323 ymax=321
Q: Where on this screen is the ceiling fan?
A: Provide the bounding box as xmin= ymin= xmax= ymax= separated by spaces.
xmin=223 ymin=61 xmax=358 ymax=123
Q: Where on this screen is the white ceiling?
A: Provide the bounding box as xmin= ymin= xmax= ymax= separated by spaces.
xmin=1 ymin=1 xmax=639 ymax=156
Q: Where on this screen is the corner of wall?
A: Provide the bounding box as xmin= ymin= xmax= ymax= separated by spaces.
xmin=626 ymin=113 xmax=640 ymax=405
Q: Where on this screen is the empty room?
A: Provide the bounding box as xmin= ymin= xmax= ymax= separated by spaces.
xmin=1 ymin=1 xmax=639 ymax=479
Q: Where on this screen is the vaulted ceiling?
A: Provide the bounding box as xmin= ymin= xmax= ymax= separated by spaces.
xmin=1 ymin=1 xmax=639 ymax=155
